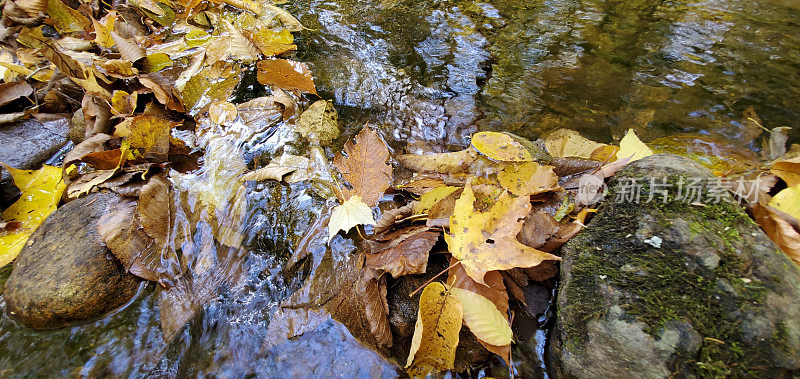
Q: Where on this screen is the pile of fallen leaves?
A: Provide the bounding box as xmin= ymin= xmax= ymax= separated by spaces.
xmin=0 ymin=0 xmax=798 ymax=373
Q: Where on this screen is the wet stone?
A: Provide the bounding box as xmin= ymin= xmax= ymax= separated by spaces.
xmin=0 ymin=118 xmax=69 ymax=208
xmin=3 ymin=192 xmax=140 ymax=330
xmin=550 ymin=154 xmax=800 ymax=378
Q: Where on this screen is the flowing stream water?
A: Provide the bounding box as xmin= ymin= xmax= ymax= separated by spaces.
xmin=0 ymin=0 xmax=799 ymax=377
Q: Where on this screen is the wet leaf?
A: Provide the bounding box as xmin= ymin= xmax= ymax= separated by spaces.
xmin=63 ymin=133 xmax=112 ymax=167
xmin=15 ymin=0 xmax=47 ymax=16
xmin=517 ymin=211 xmax=560 ymax=249
xmin=471 ymin=131 xmax=532 ymax=162
xmin=396 ymin=148 xmax=478 ymax=174
xmin=80 ymin=149 xmax=125 ymax=170
xmin=769 ymin=186 xmax=800 ymax=221
xmin=110 ymin=90 xmax=137 ymax=117
xmin=37 ymin=41 xmax=85 ymax=80
xmin=444 ymin=184 xmax=561 ymax=285
xmin=406 ymin=282 xmax=462 ymax=375
xmin=82 ymin=94 xmax=111 ymax=137
xmin=450 ymin=287 xmax=512 ymax=346
xmin=139 ymin=53 xmax=173 ymax=73
xmin=0 ymin=80 xmax=33 ymax=107
xmin=497 ymin=162 xmax=560 ymax=197
xmin=763 ymin=127 xmax=791 ymax=161
xmin=208 ymin=101 xmax=238 ymax=125
xmin=333 ymin=127 xmax=391 ymax=207
xmin=256 ymin=59 xmax=316 ymax=94
xmin=650 ymin=133 xmax=757 ymax=175
xmin=91 ymin=12 xmax=117 ymax=49
xmin=126 ymin=115 xmax=173 ymax=160
xmin=414 ymin=186 xmax=460 ymax=214
xmin=328 ymin=195 xmax=375 ymax=242
xmin=0 ymin=164 xmax=65 ymax=267
xmin=360 ymin=268 xmax=392 ymax=348
xmin=751 ymin=203 xmax=800 ymax=265
xmin=241 ymin=153 xmax=309 ymax=182
xmin=261 ymin=4 xmax=303 ymax=32
xmin=544 ymin=128 xmax=608 ymax=159
xmin=100 ymin=59 xmax=139 ymax=79
xmin=46 ymin=0 xmax=91 ymax=34
xmin=140 ymin=76 xmax=184 ymax=112
xmin=295 ymin=100 xmax=340 ymax=145
xmin=616 ymin=129 xmax=652 ymax=162
xmin=365 ymin=226 xmax=439 ymax=278
xmin=206 ymin=20 xmax=261 ymax=64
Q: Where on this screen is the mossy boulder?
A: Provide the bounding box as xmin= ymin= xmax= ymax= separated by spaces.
xmin=4 ymin=192 xmax=140 ymax=329
xmin=550 ymin=154 xmax=800 ymax=378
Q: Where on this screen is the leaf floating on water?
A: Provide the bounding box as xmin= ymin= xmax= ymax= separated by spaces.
xmin=333 ymin=127 xmax=391 ymax=207
xmin=445 ymin=184 xmax=561 ymax=285
xmin=450 ymin=287 xmax=512 ymax=346
xmin=0 ymin=164 xmax=66 ymax=267
xmin=241 ymin=153 xmax=309 ymax=182
xmin=328 ymin=195 xmax=375 ymax=242
xmin=256 ymin=59 xmax=317 ymax=95
xmin=406 ymin=282 xmax=462 ymax=376
xmin=205 ymin=20 xmax=261 ymax=64
xmin=616 ymin=129 xmax=653 ymax=162
xmin=471 ymin=131 xmax=533 ymax=162
xmin=295 ymin=100 xmax=340 ymax=145
xmin=497 ymin=162 xmax=560 ymax=197
xmin=208 ymin=101 xmax=238 ymax=125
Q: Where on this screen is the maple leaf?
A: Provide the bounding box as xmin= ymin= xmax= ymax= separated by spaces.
xmin=444 ymin=184 xmax=561 ymax=285
xmin=333 ymin=127 xmax=391 ymax=207
xmin=328 ymin=195 xmax=376 ymax=242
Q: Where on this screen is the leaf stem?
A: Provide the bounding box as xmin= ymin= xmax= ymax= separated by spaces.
xmin=408 ymin=259 xmax=461 ymax=298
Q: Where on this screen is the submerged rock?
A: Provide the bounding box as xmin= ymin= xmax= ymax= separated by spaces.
xmin=0 ymin=118 xmax=69 ymax=207
xmin=4 ymin=192 xmax=140 ymax=329
xmin=550 ymin=154 xmax=800 ymax=378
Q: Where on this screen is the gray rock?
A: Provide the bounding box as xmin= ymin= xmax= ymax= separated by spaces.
xmin=0 ymin=118 xmax=69 ymax=207
xmin=550 ymin=154 xmax=800 ymax=378
xmin=3 ymin=192 xmax=140 ymax=329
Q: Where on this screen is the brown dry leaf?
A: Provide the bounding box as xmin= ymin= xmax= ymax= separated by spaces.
xmin=550 ymin=157 xmax=602 ymax=177
xmin=751 ymin=202 xmax=800 ymax=265
xmin=37 ymin=41 xmax=85 ymax=80
xmin=333 ymin=127 xmax=391 ymax=207
xmin=517 ymin=211 xmax=560 ymax=249
xmin=539 ymin=208 xmax=595 ymax=253
xmin=82 ymin=94 xmax=111 ymax=137
xmin=15 ymin=0 xmax=47 ymax=16
xmin=63 ymin=133 xmax=112 ymax=167
xmin=497 ymin=162 xmax=560 ymax=197
xmin=524 ymin=260 xmax=559 ymax=282
xmin=446 ymin=256 xmax=511 ymax=364
xmin=373 ymin=202 xmax=415 ymax=235
xmin=396 ymin=148 xmax=478 ymax=174
xmin=397 ymin=175 xmax=449 ymax=195
xmin=110 ymin=30 xmax=145 ymax=62
xmin=256 ymin=59 xmax=316 ymax=94
xmin=364 ymin=226 xmax=439 ymax=278
xmin=445 ymin=184 xmax=561 ymax=285
xmin=140 ymin=76 xmax=185 ymax=113
xmin=406 ymin=282 xmax=462 ymax=376
xmin=110 ymin=90 xmax=137 ymax=117
xmin=80 ymin=149 xmax=124 ymax=170
xmin=0 ymin=81 xmax=33 ymax=107
xmin=138 ymin=173 xmax=170 ymax=243
xmin=100 ymin=60 xmax=139 ymax=79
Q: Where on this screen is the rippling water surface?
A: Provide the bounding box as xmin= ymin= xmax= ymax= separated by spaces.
xmin=0 ymin=0 xmax=799 ymax=376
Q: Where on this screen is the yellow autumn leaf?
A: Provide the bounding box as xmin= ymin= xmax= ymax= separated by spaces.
xmin=125 ymin=115 xmax=173 ymax=159
xmin=771 ymin=156 xmax=800 ymax=188
xmin=769 ymin=186 xmax=800 ymax=221
xmin=295 ymin=100 xmax=340 ymax=145
xmin=414 ymin=186 xmax=460 ymax=214
xmin=497 ymin=162 xmax=560 ymax=197
xmin=444 ymin=184 xmax=560 ymax=285
xmin=406 ymin=282 xmax=462 ymax=376
xmin=328 ymin=195 xmax=375 ymax=242
xmin=471 ymin=131 xmax=532 ymax=162
xmin=544 ymin=128 xmax=608 ymax=159
xmin=450 ymin=287 xmax=512 ymax=346
xmin=616 ymin=129 xmax=653 ymax=162
xmin=0 ymin=164 xmax=65 ymax=267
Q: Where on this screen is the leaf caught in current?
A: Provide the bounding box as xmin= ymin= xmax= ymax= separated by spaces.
xmin=471 ymin=131 xmax=532 ymax=162
xmin=0 ymin=164 xmax=65 ymax=267
xmin=333 ymin=127 xmax=391 ymax=207
xmin=328 ymin=195 xmax=375 ymax=242
xmin=256 ymin=59 xmax=317 ymax=94
xmin=241 ymin=153 xmax=309 ymax=182
xmin=295 ymin=100 xmax=340 ymax=145
xmin=444 ymin=184 xmax=561 ymax=285
xmin=406 ymin=282 xmax=462 ymax=376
